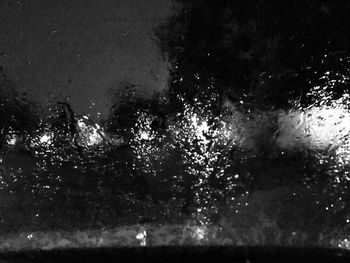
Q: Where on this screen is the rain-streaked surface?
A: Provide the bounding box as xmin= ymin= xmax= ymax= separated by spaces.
xmin=1 ymin=53 xmax=350 ymax=250
xmin=2 ymin=0 xmax=350 ymax=253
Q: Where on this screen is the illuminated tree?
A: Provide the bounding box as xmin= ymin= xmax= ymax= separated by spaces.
xmin=129 ymin=92 xmax=264 ymax=224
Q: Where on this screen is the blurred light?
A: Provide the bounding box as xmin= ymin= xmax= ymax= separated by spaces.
xmin=40 ymin=133 xmax=52 ymax=144
xmin=136 ymin=230 xmax=147 ymax=246
xmin=77 ymin=118 xmax=104 ymax=146
xmin=338 ymin=238 xmax=350 ymax=249
xmin=140 ymin=132 xmax=150 ymax=140
xmin=7 ymin=136 xmax=17 ymax=146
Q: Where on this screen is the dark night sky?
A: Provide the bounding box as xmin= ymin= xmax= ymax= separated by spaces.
xmin=0 ymin=0 xmax=173 ymax=120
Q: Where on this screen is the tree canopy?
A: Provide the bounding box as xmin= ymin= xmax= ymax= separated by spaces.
xmin=157 ymin=0 xmax=350 ymax=111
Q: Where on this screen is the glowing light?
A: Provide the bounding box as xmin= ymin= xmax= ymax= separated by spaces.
xmin=40 ymin=133 xmax=52 ymax=144
xmin=337 ymin=238 xmax=350 ymax=249
xmin=275 ymin=106 xmax=350 ymax=157
xmin=193 ymin=226 xmax=206 ymax=240
xmin=140 ymin=132 xmax=150 ymax=140
xmin=136 ymin=230 xmax=147 ymax=246
xmin=7 ymin=136 xmax=17 ymax=146
xmin=188 ymin=225 xmax=208 ymax=241
xmin=76 ymin=119 xmax=104 ymax=146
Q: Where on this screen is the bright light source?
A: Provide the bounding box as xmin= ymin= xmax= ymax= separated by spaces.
xmin=40 ymin=133 xmax=52 ymax=144
xmin=190 ymin=225 xmax=207 ymax=241
xmin=140 ymin=132 xmax=150 ymax=140
xmin=77 ymin=119 xmax=104 ymax=146
xmin=7 ymin=136 xmax=17 ymax=146
xmin=276 ymin=106 xmax=350 ymax=154
xmin=136 ymin=230 xmax=147 ymax=246
xmin=337 ymin=238 xmax=350 ymax=249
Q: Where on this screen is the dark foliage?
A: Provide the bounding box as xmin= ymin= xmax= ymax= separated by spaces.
xmin=156 ymin=0 xmax=350 ymax=111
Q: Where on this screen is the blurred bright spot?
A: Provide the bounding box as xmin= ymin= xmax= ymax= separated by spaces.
xmin=276 ymin=107 xmax=350 ymax=151
xmin=191 ymin=115 xmax=210 ymax=144
xmin=7 ymin=135 xmax=17 ymax=146
xmin=140 ymin=132 xmax=150 ymax=140
xmin=76 ymin=118 xmax=104 ymax=146
xmin=190 ymin=225 xmax=207 ymax=241
xmin=136 ymin=230 xmax=147 ymax=246
xmin=337 ymin=238 xmax=350 ymax=249
xmin=39 ymin=133 xmax=52 ymax=144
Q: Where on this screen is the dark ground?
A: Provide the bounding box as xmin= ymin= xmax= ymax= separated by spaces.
xmin=2 ymin=246 xmax=350 ymax=263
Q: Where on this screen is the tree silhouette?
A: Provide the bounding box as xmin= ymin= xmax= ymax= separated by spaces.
xmin=0 ymin=66 xmax=39 ymax=153
xmin=156 ymin=0 xmax=350 ymax=111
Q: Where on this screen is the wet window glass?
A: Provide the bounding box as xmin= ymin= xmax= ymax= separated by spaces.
xmin=1 ymin=0 xmax=350 ymax=252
